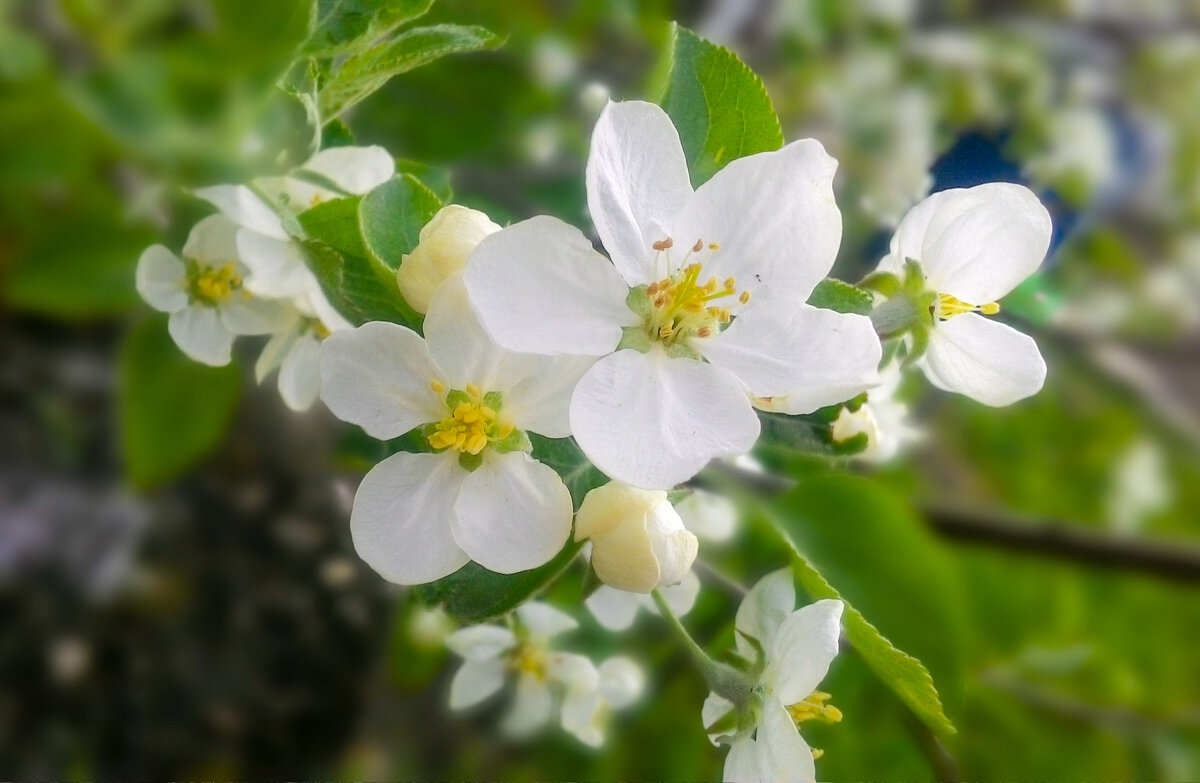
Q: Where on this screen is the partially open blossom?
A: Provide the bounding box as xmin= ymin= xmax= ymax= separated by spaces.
xmin=675 ymin=488 xmax=738 ymax=542
xmin=560 ymin=656 xmax=645 ymax=747
xmin=704 ymin=569 xmax=844 ymax=783
xmin=830 ymin=363 xmax=921 ymax=462
xmin=396 ymin=205 xmax=501 ymax=314
xmin=575 ymin=481 xmax=699 ymax=593
xmin=136 ymin=215 xmax=291 ymax=365
xmin=466 ymin=100 xmax=881 ymax=489
xmin=320 ymin=276 xmax=591 ymax=584
xmin=877 ymin=182 xmax=1053 ymax=406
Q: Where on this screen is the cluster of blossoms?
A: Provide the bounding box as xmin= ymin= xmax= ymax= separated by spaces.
xmin=136 ymin=97 xmax=1052 ymax=778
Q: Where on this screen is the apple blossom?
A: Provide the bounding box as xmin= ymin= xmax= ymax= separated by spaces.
xmin=704 ymin=569 xmax=844 ymax=783
xmin=830 ymin=363 xmax=921 ymax=462
xmin=136 ymin=215 xmax=292 ymax=366
xmin=575 ymin=481 xmax=699 ymax=593
xmin=465 ymin=100 xmax=881 ymax=489
xmin=560 ymin=656 xmax=645 ymax=747
xmin=585 ymin=570 xmax=701 ymax=632
xmin=676 ymin=488 xmax=739 ymax=543
xmin=396 ymin=204 xmax=501 ymax=314
xmin=320 ymin=276 xmax=591 ymax=584
xmin=876 ymin=182 xmax=1053 ymax=406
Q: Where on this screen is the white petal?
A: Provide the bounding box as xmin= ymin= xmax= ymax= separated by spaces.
xmin=218 ymin=295 xmax=294 ymax=335
xmin=305 ymin=286 xmax=353 ymax=332
xmin=319 ymin=321 xmax=446 ymax=439
xmin=916 ymin=184 xmax=1051 ymax=303
xmin=452 ymin=451 xmax=573 ymax=574
xmin=136 ymin=245 xmax=187 ymax=312
xmin=646 ymin=505 xmax=698 ymax=587
xmin=769 ymin=599 xmax=843 ymax=705
xmin=755 ymin=698 xmax=817 ymax=783
xmin=597 ymin=656 xmax=644 ymax=709
xmin=921 ymin=313 xmax=1047 ymax=407
xmin=444 ymin=624 xmax=517 ymax=660
xmin=585 ymin=587 xmax=642 ymax=631
xmin=560 ymin=688 xmax=604 ymax=748
xmin=168 ymin=306 xmax=233 ymax=366
xmin=702 ymin=691 xmax=735 ymax=735
xmin=516 ymin=602 xmax=578 ymax=640
xmin=502 ymin=354 xmax=595 ymax=438
xmin=653 ymin=569 xmax=701 ymax=618
xmin=298 ymin=145 xmax=395 ymax=195
xmin=255 ymin=325 xmax=299 ymax=383
xmin=724 ymin=736 xmax=762 ymax=783
xmin=182 ymin=214 xmax=241 ymax=265
xmin=585 ymin=100 xmax=693 ymax=286
xmin=449 ymin=658 xmax=507 ymax=710
xmin=464 ymin=215 xmax=635 ymax=356
xmin=502 ymin=673 xmax=554 ymax=737
xmin=735 ymin=568 xmax=795 ymax=661
xmin=422 ymin=274 xmax=536 ymax=393
xmin=547 ymin=651 xmax=599 ymax=692
xmin=700 ymin=301 xmax=881 ymax=413
xmin=675 ymin=489 xmax=738 ymax=542
xmin=236 ymin=230 xmax=319 ymax=300
xmin=671 ymin=138 xmax=841 ymax=301
xmin=349 ymin=450 xmax=469 ymax=585
xmin=878 ymin=186 xmax=948 ymax=276
xmin=195 ymin=184 xmax=287 ymax=240
xmin=569 ymin=349 xmax=760 ymax=490
xmin=278 ymin=332 xmax=323 ymax=412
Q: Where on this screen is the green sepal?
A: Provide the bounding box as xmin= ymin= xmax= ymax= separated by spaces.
xmin=625 ymin=285 xmax=651 ymax=318
xmin=857 ymin=270 xmax=902 ymax=297
xmin=457 ymin=451 xmax=483 ymax=472
xmin=483 ymin=390 xmax=503 ymax=411
xmin=444 ymin=389 xmax=472 ymax=409
xmin=492 ymin=428 xmax=532 ymax=455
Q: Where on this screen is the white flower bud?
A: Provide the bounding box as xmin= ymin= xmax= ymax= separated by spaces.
xmin=574 ymin=482 xmax=698 ymax=593
xmin=831 ymin=403 xmax=882 ymax=458
xmin=396 ymin=205 xmax=500 ymax=313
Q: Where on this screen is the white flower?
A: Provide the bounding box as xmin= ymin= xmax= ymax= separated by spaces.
xmin=575 ymin=481 xmax=698 ymax=593
xmin=561 ymin=656 xmax=645 ymax=747
xmin=320 ymin=276 xmax=590 ymax=584
xmin=1107 ymin=439 xmax=1171 ymax=534
xmin=676 ymin=488 xmax=738 ymax=542
xmin=396 ymin=205 xmax=501 ymax=314
xmin=831 ymin=362 xmax=921 ymax=462
xmin=465 ymin=100 xmax=881 ymax=489
xmin=136 ymin=215 xmax=292 ymax=366
xmin=195 ymin=146 xmax=392 ymax=407
xmin=585 ymin=570 xmax=701 ymax=632
xmin=877 ymin=183 xmax=1053 ymax=407
xmin=704 ymin=570 xmax=844 ymax=783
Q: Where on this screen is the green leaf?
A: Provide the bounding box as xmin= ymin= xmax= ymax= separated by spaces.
xmin=658 ymin=23 xmax=784 ymax=186
xmin=529 ymin=434 xmax=609 ymax=509
xmin=758 ymin=475 xmax=961 ymax=737
xmin=118 ymin=316 xmax=241 ymax=487
xmin=757 ymin=407 xmax=866 ymax=457
xmin=297 ymin=195 xmax=367 ymax=257
xmin=396 ymin=158 xmax=453 ymax=203
xmin=302 ymin=239 xmax=422 ymax=328
xmin=359 ymin=174 xmax=443 ymax=273
xmin=808 ymin=278 xmax=875 ymax=315
xmin=319 ymin=24 xmax=503 ymax=120
xmin=418 ymin=542 xmax=583 ymax=624
xmin=302 ymin=0 xmax=434 ymax=56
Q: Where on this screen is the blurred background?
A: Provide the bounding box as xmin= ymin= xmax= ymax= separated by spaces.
xmin=4 ymin=0 xmax=1200 ymax=778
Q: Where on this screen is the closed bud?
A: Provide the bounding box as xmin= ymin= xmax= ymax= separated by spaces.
xmin=574 ymin=482 xmax=698 ymax=593
xmin=396 ymin=205 xmax=501 ymax=313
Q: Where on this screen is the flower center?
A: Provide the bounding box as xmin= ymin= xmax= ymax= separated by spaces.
xmin=191 ymin=263 xmax=242 ymax=305
xmin=934 ymin=292 xmax=1000 ymax=320
xmin=509 ymin=643 xmax=548 ymax=680
xmin=634 ymin=238 xmax=750 ymax=345
xmin=786 ymin=690 xmax=843 ymax=726
xmin=425 ymin=382 xmax=513 ymax=457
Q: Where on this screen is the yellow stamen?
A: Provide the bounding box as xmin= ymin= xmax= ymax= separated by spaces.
xmin=739 ymin=290 xmax=751 ymax=304
xmin=465 ymin=383 xmax=483 ymax=398
xmin=192 ymin=263 xmax=242 ymax=303
xmin=936 ymin=293 xmax=1001 ymax=320
xmin=430 ymin=379 xmax=447 ymax=394
xmin=786 ymin=691 xmax=843 ymax=726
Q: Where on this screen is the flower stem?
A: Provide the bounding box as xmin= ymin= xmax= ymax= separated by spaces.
xmin=652 ymin=589 xmax=754 ymax=707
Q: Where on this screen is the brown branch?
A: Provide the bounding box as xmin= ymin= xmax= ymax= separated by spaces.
xmin=924 ymin=504 xmax=1200 ymax=584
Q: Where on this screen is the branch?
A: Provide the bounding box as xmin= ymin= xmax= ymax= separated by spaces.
xmin=924 ymin=504 xmax=1200 ymax=584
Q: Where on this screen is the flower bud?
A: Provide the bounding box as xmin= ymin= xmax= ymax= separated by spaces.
xmin=831 ymin=403 xmax=882 ymax=459
xmin=574 ymin=482 xmax=698 ymax=593
xmin=396 ymin=205 xmax=500 ymax=313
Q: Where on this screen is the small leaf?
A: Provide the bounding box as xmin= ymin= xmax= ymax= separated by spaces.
xmin=808 ymin=278 xmax=875 ymax=315
xmin=359 ymin=174 xmax=443 ymax=273
xmin=302 ymin=0 xmax=434 ymax=56
xmin=302 ymin=240 xmax=422 ymax=329
xmin=418 ymin=542 xmax=583 ymax=624
xmin=119 ymin=316 xmax=241 ymax=487
xmin=658 ymin=23 xmax=784 ymax=186
xmin=297 ymin=195 xmax=367 ymax=257
xmin=757 ymin=475 xmax=962 ymax=737
xmin=528 ymin=434 xmax=609 ymax=509
xmin=319 ymin=24 xmax=503 ymax=119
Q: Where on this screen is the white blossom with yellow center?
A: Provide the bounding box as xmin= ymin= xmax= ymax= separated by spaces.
xmin=465 ymin=100 xmax=882 ymax=490
xmin=319 ymin=276 xmax=591 ymax=584
xmin=136 ymin=215 xmax=292 ymax=366
xmin=703 ymin=569 xmax=844 ymax=783
xmin=876 ymin=182 xmax=1053 ymax=407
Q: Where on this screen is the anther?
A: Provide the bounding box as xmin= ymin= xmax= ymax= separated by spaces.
xmin=652 ymin=238 xmax=674 ymax=251
xmin=739 ymin=291 xmax=751 ymax=304
xmin=429 ymin=379 xmax=446 ymax=393
xmin=692 ymin=239 xmax=703 ymax=253
xmin=708 ymin=242 xmax=720 ymax=251
xmin=980 ymin=302 xmax=1001 ymax=315
xmin=723 ymin=277 xmax=736 ymax=291
xmin=647 ymin=282 xmax=660 ymax=295
xmin=466 ymin=383 xmax=483 ymax=398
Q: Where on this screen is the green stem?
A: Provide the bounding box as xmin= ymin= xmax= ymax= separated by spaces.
xmin=652 ymin=589 xmax=754 ymax=707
